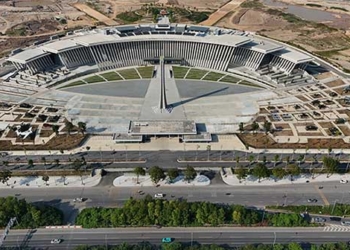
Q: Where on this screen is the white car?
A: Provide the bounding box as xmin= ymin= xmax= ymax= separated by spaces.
xmin=154 ymin=193 xmax=164 ymax=198
xmin=73 ymin=198 xmax=84 ymax=203
xmin=340 ymin=179 xmax=348 ymax=184
xmin=51 ymin=239 xmax=62 ymax=244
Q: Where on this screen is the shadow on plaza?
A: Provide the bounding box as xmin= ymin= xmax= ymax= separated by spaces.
xmin=171 ymin=87 xmax=229 ymax=107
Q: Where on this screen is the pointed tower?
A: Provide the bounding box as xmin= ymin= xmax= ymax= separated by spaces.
xmin=159 ymin=56 xmax=168 ymax=112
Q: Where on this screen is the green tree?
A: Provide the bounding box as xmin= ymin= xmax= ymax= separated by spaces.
xmin=184 ymin=166 xmax=197 ymax=182
xmin=235 ymin=166 xmax=247 ymax=182
xmin=167 ymin=168 xmax=180 ymax=182
xmin=64 ymin=120 xmax=74 ymax=136
xmin=0 ymin=169 xmax=11 ymax=186
xmin=54 ymin=158 xmax=59 ymax=166
xmin=288 ymin=242 xmax=303 ymax=250
xmin=41 ymin=156 xmax=46 ymax=166
xmin=73 ymin=159 xmax=82 ymax=172
xmin=77 ymin=122 xmax=87 ymax=135
xmin=248 ymin=155 xmax=254 ymax=167
xmin=42 ymin=175 xmax=49 ymax=185
xmin=273 ymin=154 xmax=279 ymax=167
xmin=2 ymin=161 xmax=9 ymax=167
xmin=252 ymin=163 xmax=270 ymax=182
xmin=52 ymin=125 xmax=59 ymax=135
xmin=149 ymin=166 xmax=165 ymax=184
xmin=263 ymin=121 xmax=272 ymax=134
xmin=322 ymin=156 xmax=339 ymax=177
xmin=28 ymin=159 xmax=34 ymax=168
xmin=133 ymin=166 xmax=146 ymax=184
xmin=239 ymin=122 xmax=244 ymax=133
xmin=272 ymin=167 xmax=287 ymax=180
xmin=287 ymin=164 xmax=301 ymax=177
xmin=251 ymin=121 xmax=259 ymax=133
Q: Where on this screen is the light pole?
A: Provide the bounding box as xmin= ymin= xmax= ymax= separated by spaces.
xmin=207 ymin=144 xmax=211 ymax=161
xmin=195 ymin=145 xmax=200 ymax=161
xmin=273 ymin=232 xmax=276 ymax=246
xmin=125 ymin=145 xmax=128 ymax=162
xmin=332 ymin=199 xmax=338 ymax=214
xmin=220 ymin=145 xmax=223 ymax=161
xmin=138 ymin=144 xmax=141 ymax=161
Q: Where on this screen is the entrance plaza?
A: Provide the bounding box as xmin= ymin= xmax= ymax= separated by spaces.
xmin=1 ymin=18 xmax=350 ymax=152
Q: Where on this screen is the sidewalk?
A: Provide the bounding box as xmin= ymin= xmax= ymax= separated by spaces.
xmin=7 ymin=134 xmax=350 ymax=157
xmin=221 ymin=168 xmax=349 ymax=186
xmin=0 ymin=173 xmax=102 ymax=189
xmin=113 ymin=173 xmax=210 ymax=187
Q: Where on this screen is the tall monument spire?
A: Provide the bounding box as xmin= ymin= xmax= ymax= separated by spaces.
xmin=159 ymin=56 xmax=168 ymax=112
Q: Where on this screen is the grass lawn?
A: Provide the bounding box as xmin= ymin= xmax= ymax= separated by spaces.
xmin=203 ymin=72 xmax=225 ymax=81
xmin=84 ymin=75 xmax=105 ymax=84
xmin=239 ymin=80 xmax=263 ymax=88
xmin=99 ymin=72 xmax=122 ymax=81
xmin=118 ymin=68 xmax=141 ymax=80
xmin=220 ymin=75 xmax=240 ymax=84
xmin=137 ymin=66 xmax=154 ymax=78
xmin=185 ymin=68 xmax=208 ymax=80
xmin=173 ymin=66 xmax=189 ymax=78
xmin=59 ymin=80 xmax=86 ymax=89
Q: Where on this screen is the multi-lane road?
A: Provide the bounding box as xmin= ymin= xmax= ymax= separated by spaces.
xmin=3 ymin=227 xmax=350 ymax=249
xmin=1 ymin=173 xmax=349 ymax=224
xmin=2 ymin=149 xmax=350 ymax=170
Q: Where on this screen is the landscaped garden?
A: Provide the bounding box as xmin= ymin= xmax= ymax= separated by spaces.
xmin=117 ymin=68 xmax=141 ymax=80
xmin=173 ymin=66 xmax=190 ymax=78
xmin=185 ymin=68 xmax=208 ymax=80
xmin=136 ymin=66 xmax=154 ymax=78
xmin=99 ymin=72 xmax=123 ymax=81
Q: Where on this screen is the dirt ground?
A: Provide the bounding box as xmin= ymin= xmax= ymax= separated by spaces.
xmin=214 ymin=1 xmax=350 ymax=70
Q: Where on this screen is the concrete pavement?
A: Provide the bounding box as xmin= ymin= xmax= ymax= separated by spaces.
xmin=3 ymin=227 xmax=350 ymax=248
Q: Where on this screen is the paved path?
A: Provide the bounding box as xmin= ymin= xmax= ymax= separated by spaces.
xmin=3 ymin=227 xmax=350 ymax=248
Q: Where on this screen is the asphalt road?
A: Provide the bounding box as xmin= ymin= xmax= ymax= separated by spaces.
xmin=3 ymin=150 xmax=350 ymax=170
xmin=1 ymin=175 xmax=350 ymax=224
xmin=3 ymin=227 xmax=349 ymax=249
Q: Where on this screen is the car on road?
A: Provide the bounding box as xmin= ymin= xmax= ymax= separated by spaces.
xmin=154 ymin=193 xmax=164 ymax=198
xmin=307 ymin=199 xmax=318 ymax=203
xmin=340 ymin=179 xmax=348 ymax=184
xmin=313 ymin=217 xmax=326 ymax=223
xmin=330 ymin=217 xmax=342 ymax=222
xmin=162 ymin=237 xmax=173 ymax=243
xmin=341 ymin=221 xmax=350 ymax=226
xmin=51 ymin=239 xmax=62 ymax=244
xmin=73 ymin=198 xmax=84 ymax=203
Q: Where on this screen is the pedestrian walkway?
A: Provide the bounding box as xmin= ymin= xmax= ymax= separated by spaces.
xmin=0 ymin=172 xmax=102 ymax=189
xmin=221 ymin=168 xmax=350 ymax=186
xmin=113 ymin=173 xmax=210 ymax=187
xmin=324 ymin=225 xmax=350 ymax=232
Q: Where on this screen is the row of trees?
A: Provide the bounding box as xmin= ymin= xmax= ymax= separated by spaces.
xmin=0 ymin=196 xmax=63 ymax=228
xmin=133 ymin=166 xmax=197 ymax=184
xmin=0 ymin=156 xmax=87 ymax=187
xmin=76 ymin=197 xmax=309 ymax=228
xmin=234 ymin=156 xmax=340 ymax=182
xmin=51 ymin=120 xmax=87 ymax=136
xmin=75 ymin=242 xmax=350 ymax=250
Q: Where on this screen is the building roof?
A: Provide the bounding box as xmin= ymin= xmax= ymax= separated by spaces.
xmin=243 ymin=40 xmax=284 ymax=54
xmin=273 ymin=49 xmax=313 ymax=64
xmin=129 ymin=120 xmax=197 ymax=135
xmin=74 ymin=33 xmax=118 ymax=46
xmin=42 ymin=39 xmax=81 ymax=54
xmin=7 ymin=47 xmax=49 ymax=64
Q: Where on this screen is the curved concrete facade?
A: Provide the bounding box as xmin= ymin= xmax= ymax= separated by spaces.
xmin=7 ymin=23 xmax=313 ymax=78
